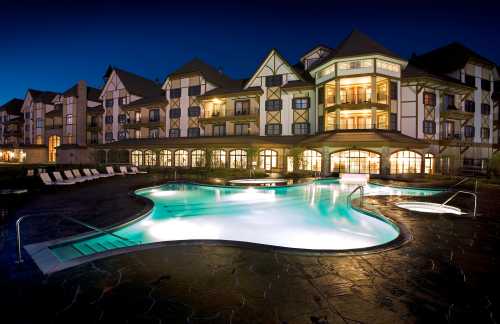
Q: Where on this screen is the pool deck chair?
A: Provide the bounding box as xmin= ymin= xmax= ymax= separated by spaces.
xmin=72 ymin=169 xmax=93 ymax=181
xmin=53 ymin=171 xmax=76 ymax=185
xmin=91 ymin=168 xmax=112 ymax=178
xmin=83 ymin=168 xmax=101 ymax=179
xmin=39 ymin=173 xmax=73 ymax=186
xmin=119 ymin=166 xmax=135 ymax=175
xmin=64 ymin=170 xmax=86 ymax=183
xmin=339 ymin=173 xmax=369 ymax=185
xmin=131 ymin=166 xmax=147 ymax=174
xmin=105 ymin=166 xmax=117 ymax=176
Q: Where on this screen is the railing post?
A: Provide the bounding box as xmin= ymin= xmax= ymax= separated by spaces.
xmin=15 ymin=216 xmax=25 ymax=264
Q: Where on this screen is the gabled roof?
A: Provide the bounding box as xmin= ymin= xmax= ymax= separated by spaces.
xmin=308 ymin=30 xmax=403 ymax=72
xmin=28 ymin=89 xmax=59 ymax=105
xmin=166 ymin=58 xmax=238 ymax=89
xmin=333 ymin=29 xmax=401 ymax=60
xmin=104 ymin=66 xmax=163 ymax=98
xmin=300 ymin=44 xmax=335 ymax=62
xmin=402 ymin=62 xmax=472 ymax=88
xmin=412 ymin=42 xmax=497 ymax=74
xmin=63 ymin=84 xmax=102 ymax=102
xmin=244 ymin=49 xmax=305 ymax=89
xmin=0 ymin=98 xmax=24 ymax=115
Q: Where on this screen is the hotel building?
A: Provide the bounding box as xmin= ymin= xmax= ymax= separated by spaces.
xmin=1 ymin=30 xmax=499 ymax=176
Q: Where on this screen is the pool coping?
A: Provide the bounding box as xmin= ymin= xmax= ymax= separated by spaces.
xmin=25 ymin=179 xmax=436 ymax=275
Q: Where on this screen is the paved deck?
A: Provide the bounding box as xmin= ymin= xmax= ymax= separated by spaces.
xmin=0 ymin=175 xmax=498 ymax=323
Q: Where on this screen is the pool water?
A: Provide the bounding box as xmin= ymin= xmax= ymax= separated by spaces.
xmin=50 ymin=180 xmax=438 ymax=261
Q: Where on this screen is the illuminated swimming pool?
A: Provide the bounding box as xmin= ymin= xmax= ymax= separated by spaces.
xmin=47 ymin=180 xmax=439 ymax=264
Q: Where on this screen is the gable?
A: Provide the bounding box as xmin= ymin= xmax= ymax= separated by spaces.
xmin=99 ymin=70 xmax=126 ymax=99
xmin=245 ymin=50 xmax=303 ymax=89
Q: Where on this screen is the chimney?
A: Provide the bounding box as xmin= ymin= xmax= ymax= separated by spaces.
xmin=76 ymin=80 xmax=87 ymax=146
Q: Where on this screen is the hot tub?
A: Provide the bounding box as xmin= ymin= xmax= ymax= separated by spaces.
xmin=395 ymin=202 xmax=464 ymax=215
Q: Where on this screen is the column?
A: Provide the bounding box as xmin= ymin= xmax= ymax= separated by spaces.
xmin=371 ymin=75 xmax=377 ymax=129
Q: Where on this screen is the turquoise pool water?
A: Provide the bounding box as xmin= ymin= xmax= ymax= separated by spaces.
xmin=50 ymin=180 xmax=438 ymax=261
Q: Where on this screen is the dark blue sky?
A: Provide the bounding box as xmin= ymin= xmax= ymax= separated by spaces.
xmin=1 ymin=0 xmax=499 ymax=104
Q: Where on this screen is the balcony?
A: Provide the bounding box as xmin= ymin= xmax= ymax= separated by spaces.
xmin=325 ymin=89 xmax=388 ymax=111
xmin=123 ymin=119 xmax=164 ymax=129
xmin=440 ymin=106 xmax=474 ymax=120
xmin=200 ymin=107 xmax=258 ymax=123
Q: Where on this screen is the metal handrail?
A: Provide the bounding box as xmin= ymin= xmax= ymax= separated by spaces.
xmin=15 ymin=213 xmax=137 ymax=264
xmin=450 ymin=177 xmax=478 ymax=193
xmin=440 ymin=190 xmax=477 ymax=218
xmin=347 ymin=185 xmax=364 ymax=208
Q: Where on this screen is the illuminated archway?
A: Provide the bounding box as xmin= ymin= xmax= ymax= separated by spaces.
xmin=301 ymin=150 xmax=322 ymax=171
xmin=174 ymin=150 xmax=189 ymax=167
xmin=229 ymin=149 xmax=247 ymax=168
xmin=131 ymin=150 xmax=143 ymax=166
xmin=191 ymin=149 xmax=206 ymax=167
xmin=330 ymin=149 xmax=380 ymax=174
xmin=259 ymin=149 xmax=277 ymax=171
xmin=390 ymin=150 xmax=422 ymax=174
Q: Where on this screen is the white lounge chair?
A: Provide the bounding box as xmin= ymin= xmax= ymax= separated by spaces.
xmin=39 ymin=172 xmax=72 ymax=186
xmin=131 ymin=166 xmax=147 ymax=174
xmin=119 ymin=166 xmax=135 ymax=175
xmin=91 ymin=168 xmax=112 ymax=178
xmin=106 ymin=166 xmax=121 ymax=176
xmin=72 ymin=169 xmax=93 ymax=181
xmin=64 ymin=170 xmax=86 ymax=183
xmin=83 ymin=168 xmax=101 ymax=179
xmin=53 ymin=171 xmax=76 ymax=185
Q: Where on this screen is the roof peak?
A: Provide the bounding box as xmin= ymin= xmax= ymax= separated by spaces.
xmin=333 ymin=29 xmax=401 ymax=60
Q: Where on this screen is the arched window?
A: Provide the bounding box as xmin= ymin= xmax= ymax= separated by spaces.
xmin=131 ymin=150 xmax=143 ymax=166
xmin=330 ymin=150 xmax=380 ymax=174
xmin=301 ymin=150 xmax=322 ymax=171
xmin=229 ymin=149 xmax=247 ymax=169
xmin=259 ymin=149 xmax=277 ymax=171
xmin=174 ymin=150 xmax=189 ymax=167
xmin=191 ymin=149 xmax=206 ymax=167
xmin=143 ymin=150 xmax=156 ymax=166
xmin=48 ymin=135 xmax=61 ymax=163
xmin=424 ymin=153 xmax=434 ymax=175
xmin=159 ymin=150 xmax=172 ymax=167
xmin=390 ymin=150 xmax=422 ymax=174
xmin=211 ymin=150 xmax=226 ymax=168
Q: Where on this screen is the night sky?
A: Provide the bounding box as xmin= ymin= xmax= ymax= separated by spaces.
xmin=1 ymin=0 xmax=499 ymax=104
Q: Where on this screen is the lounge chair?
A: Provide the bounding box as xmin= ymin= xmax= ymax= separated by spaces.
xmin=72 ymin=169 xmax=93 ymax=181
xmin=64 ymin=170 xmax=86 ymax=183
xmin=83 ymin=168 xmax=101 ymax=179
xmin=91 ymin=168 xmax=112 ymax=178
xmin=39 ymin=173 xmax=72 ymax=186
xmin=106 ymin=166 xmax=121 ymax=176
xmin=131 ymin=166 xmax=147 ymax=174
xmin=53 ymin=171 xmax=76 ymax=185
xmin=119 ymin=166 xmax=135 ymax=175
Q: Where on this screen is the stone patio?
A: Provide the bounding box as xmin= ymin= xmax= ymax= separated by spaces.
xmin=0 ymin=175 xmax=498 ymax=323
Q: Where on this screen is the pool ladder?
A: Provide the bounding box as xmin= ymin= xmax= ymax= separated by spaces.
xmin=440 ymin=190 xmax=477 ymax=218
xmin=347 ymin=185 xmax=364 ymax=208
xmin=451 ymin=177 xmax=478 ymax=193
xmin=15 ymin=213 xmax=137 ymax=264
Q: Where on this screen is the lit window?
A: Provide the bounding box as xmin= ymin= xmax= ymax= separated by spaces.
xmin=424 ymin=153 xmax=434 ymax=175
xmin=390 ymin=150 xmax=422 ymax=174
xmin=376 ymin=60 xmax=400 ymax=73
xmin=330 ymin=150 xmax=380 ymax=174
xmin=131 ymin=150 xmax=143 ymax=166
xmin=318 ymin=65 xmax=335 ymax=78
xmin=159 ymin=150 xmax=172 ymax=167
xmin=259 ymin=149 xmax=277 ymax=171
xmin=48 ymin=135 xmax=60 ymax=163
xmin=229 ymin=150 xmax=247 ymax=169
xmin=174 ymin=150 xmax=189 ymax=167
xmin=144 ymin=150 xmax=157 ymax=166
xmin=211 ymin=150 xmax=226 ymax=168
xmin=235 ymin=100 xmax=250 ymax=115
xmin=301 ymin=150 xmax=322 ymax=171
xmin=338 ymin=59 xmax=372 ymax=70
xmin=191 ymin=149 xmax=206 ymax=167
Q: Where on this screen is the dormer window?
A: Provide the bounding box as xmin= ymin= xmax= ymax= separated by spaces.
xmin=265 ymin=75 xmax=283 ymax=87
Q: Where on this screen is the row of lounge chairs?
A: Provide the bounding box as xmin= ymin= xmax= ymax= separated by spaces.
xmin=39 ymin=166 xmax=146 ymax=186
